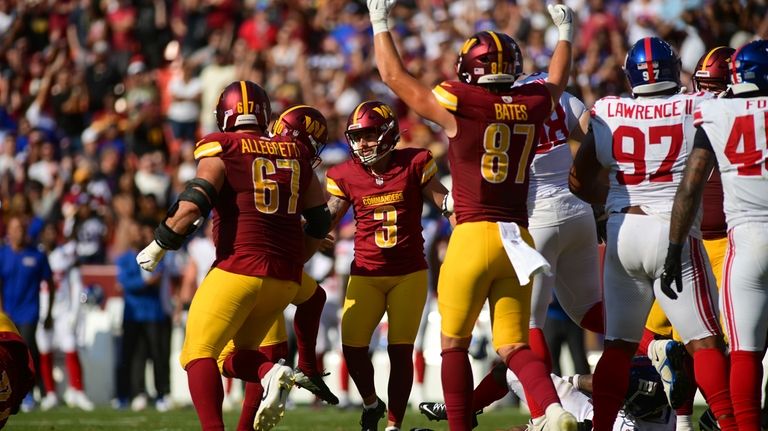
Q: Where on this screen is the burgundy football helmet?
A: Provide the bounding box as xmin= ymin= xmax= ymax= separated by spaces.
xmin=215 ymin=80 xmax=271 ymax=132
xmin=344 ymin=101 xmax=399 ymax=166
xmin=272 ymin=105 xmax=328 ymax=166
xmin=692 ymin=46 xmax=735 ymax=94
xmin=456 ymin=31 xmax=520 ymax=85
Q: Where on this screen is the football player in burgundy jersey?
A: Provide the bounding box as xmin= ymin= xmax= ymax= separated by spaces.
xmin=0 ymin=311 xmax=35 ymax=430
xmin=325 ymin=100 xmax=450 ymax=431
xmin=435 ymin=65 xmax=605 ymax=425
xmin=664 ymin=40 xmax=768 ymax=431
xmin=638 ymin=46 xmax=733 ymax=431
xmin=366 ymin=0 xmax=578 ymax=430
xmin=570 ymin=37 xmax=734 ymax=431
xmin=136 ymin=81 xmax=331 ymax=431
xmin=215 ymin=105 xmax=339 ymax=431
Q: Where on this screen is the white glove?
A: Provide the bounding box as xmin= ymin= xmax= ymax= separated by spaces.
xmin=441 ymin=193 xmax=454 ymax=217
xmin=136 ymin=240 xmax=167 ymax=272
xmin=547 ymin=4 xmax=574 ymax=43
xmin=367 ymin=0 xmax=396 ymax=35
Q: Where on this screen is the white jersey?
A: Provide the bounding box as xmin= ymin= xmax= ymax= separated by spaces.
xmin=516 ymin=73 xmax=591 ymax=228
xmin=592 ymin=92 xmax=711 ymax=226
xmin=187 ymin=236 xmax=215 ymax=287
xmin=43 ymin=241 xmax=83 ymax=314
xmin=694 ymin=96 xmax=768 ymax=228
xmin=506 ymin=371 xmax=675 ymax=431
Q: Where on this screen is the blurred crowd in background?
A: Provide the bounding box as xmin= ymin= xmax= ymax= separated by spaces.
xmin=0 ymin=0 xmax=766 ymax=261
xmin=0 ymin=0 xmax=767 ymax=410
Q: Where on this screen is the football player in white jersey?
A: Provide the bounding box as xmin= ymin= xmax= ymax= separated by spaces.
xmin=638 ymin=45 xmax=735 ymax=431
xmin=569 ymin=37 xmax=735 ymax=431
xmin=420 ymin=357 xmax=675 ymax=431
xmin=663 ymin=39 xmax=768 ymax=431
xmin=36 ymin=226 xmax=94 ymax=411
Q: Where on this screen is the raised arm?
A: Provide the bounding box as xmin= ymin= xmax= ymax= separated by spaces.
xmin=368 ymin=0 xmax=457 ymax=136
xmin=544 ymin=5 xmax=575 ymax=104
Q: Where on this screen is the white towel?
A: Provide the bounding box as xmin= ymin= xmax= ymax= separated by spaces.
xmin=497 ymin=222 xmax=552 ymax=286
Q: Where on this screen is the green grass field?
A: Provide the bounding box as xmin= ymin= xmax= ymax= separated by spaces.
xmin=8 ymin=404 xmax=711 ymax=430
xmin=7 ymin=405 xmax=531 ymax=430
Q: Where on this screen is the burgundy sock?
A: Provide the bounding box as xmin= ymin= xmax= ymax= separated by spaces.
xmin=39 ymin=352 xmax=56 ymax=393
xmin=414 ymin=350 xmax=426 ymax=384
xmin=342 ymin=344 xmax=376 ymax=399
xmin=236 ymin=382 xmax=264 ymax=431
xmin=675 ymin=354 xmax=695 ymax=417
xmin=222 ymin=349 xmax=273 ymax=382
xmin=294 ymin=286 xmax=326 ymax=374
xmin=387 ymin=344 xmax=414 ymax=424
xmin=186 ymin=358 xmax=225 ymax=430
xmin=65 ymin=352 xmax=84 ymax=391
xmin=592 ymin=346 xmax=634 ymax=431
xmin=730 ymin=351 xmax=761 ymax=431
xmin=260 ymin=342 xmax=289 ymax=363
xmin=441 ymin=347 xmax=473 ymax=431
xmin=506 ymin=347 xmax=559 ymax=413
xmin=525 ymin=328 xmax=552 ymax=418
xmin=579 ymin=302 xmax=605 ymax=334
xmin=636 ymin=329 xmax=658 ymax=357
xmin=224 ymin=377 xmax=234 ymax=395
xmin=471 ymin=365 xmax=509 ymax=411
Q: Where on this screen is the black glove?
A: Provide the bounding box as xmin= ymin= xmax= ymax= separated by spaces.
xmin=660 ymin=243 xmax=684 ymax=300
xmin=592 ymin=204 xmax=608 ymax=244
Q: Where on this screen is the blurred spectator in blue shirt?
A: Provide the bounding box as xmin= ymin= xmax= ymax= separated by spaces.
xmin=114 ymin=217 xmax=172 ymax=411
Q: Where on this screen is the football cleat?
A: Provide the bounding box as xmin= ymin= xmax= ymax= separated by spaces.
xmin=40 ymin=392 xmax=59 ymax=411
xmin=254 ymin=359 xmax=295 ymax=431
xmin=698 ymin=408 xmax=721 ymax=431
xmin=418 ymin=402 xmax=481 ymax=428
xmin=544 ymin=405 xmax=578 ymax=431
xmin=649 ymin=339 xmax=691 ymax=409
xmin=360 ymin=397 xmax=387 ymax=431
xmin=65 ymin=388 xmax=95 ymax=411
xmin=293 ymin=369 xmax=340 ymax=405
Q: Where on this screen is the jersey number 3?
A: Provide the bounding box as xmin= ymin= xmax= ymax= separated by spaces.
xmin=481 ymin=123 xmax=535 ymax=184
xmin=373 ymin=205 xmax=397 ymax=248
xmin=252 ymin=158 xmax=300 ymax=214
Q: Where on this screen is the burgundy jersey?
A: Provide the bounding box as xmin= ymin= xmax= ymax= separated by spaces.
xmin=701 ymin=168 xmax=726 ymax=240
xmin=0 ymin=313 xmax=34 ymax=428
xmin=432 ymin=80 xmax=553 ymax=226
xmin=194 ymin=131 xmax=314 ymax=283
xmin=326 ymin=148 xmax=436 ymax=276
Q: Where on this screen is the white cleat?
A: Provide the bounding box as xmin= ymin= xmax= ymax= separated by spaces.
xmin=65 ymin=389 xmax=95 ymax=411
xmin=40 ymin=392 xmax=59 ymax=411
xmin=649 ymin=339 xmax=691 ymax=409
xmin=253 ymin=360 xmax=295 ymax=431
xmin=545 ymin=404 xmax=578 ymax=431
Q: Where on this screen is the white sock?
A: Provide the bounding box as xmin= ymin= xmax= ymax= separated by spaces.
xmin=384 ymin=427 xmax=399 ymax=431
xmin=676 ymin=414 xmax=693 ymax=431
xmin=364 ymin=399 xmax=379 ymax=410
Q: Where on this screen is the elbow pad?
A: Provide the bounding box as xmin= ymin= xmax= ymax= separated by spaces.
xmin=178 ymin=178 xmax=218 ymax=218
xmin=303 ymin=204 xmax=331 ymax=239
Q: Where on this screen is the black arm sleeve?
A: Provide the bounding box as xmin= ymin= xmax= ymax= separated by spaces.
xmin=693 ymin=127 xmax=715 ymax=153
xmin=303 ymin=204 xmax=331 ymax=239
